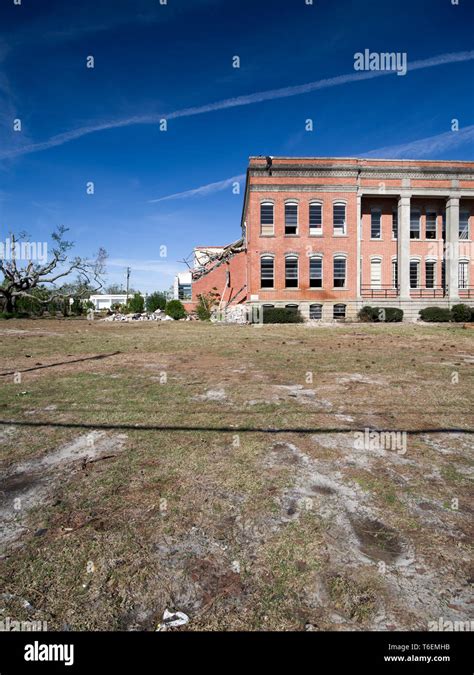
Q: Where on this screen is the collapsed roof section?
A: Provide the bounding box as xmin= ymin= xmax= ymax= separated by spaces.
xmin=191 ymin=237 xmax=246 ymax=281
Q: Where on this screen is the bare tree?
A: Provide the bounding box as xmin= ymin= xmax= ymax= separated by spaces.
xmin=0 ymin=226 xmax=107 ymax=314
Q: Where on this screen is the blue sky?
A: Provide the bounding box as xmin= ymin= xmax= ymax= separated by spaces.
xmin=0 ymin=0 xmax=473 ymax=292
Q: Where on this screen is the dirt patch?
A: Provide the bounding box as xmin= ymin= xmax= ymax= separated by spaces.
xmin=0 ymin=432 xmax=128 ymax=550
xmin=349 ymin=516 xmax=402 ymax=563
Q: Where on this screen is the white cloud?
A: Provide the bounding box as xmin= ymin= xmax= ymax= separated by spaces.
xmin=148 ymin=174 xmax=245 ymax=202
xmin=363 ymin=124 xmax=474 ymax=158
xmin=2 ymin=50 xmax=473 ymax=160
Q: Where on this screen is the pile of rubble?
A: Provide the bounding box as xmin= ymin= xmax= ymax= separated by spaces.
xmin=103 ymin=309 xmax=176 ymax=322
xmin=211 ymin=304 xmax=248 ymax=324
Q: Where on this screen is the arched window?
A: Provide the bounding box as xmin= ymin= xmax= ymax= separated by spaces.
xmin=260 ymin=202 xmax=274 ymax=236
xmin=285 ymin=255 xmax=298 ymax=288
xmin=309 ymin=304 xmax=322 ymax=320
xmin=309 ymin=201 xmax=322 ymax=235
xmin=260 ymin=255 xmax=274 ymax=288
xmin=333 ymin=255 xmax=346 ymax=288
xmin=425 ymin=260 xmax=436 ymax=289
xmin=333 ymin=202 xmax=346 ymax=235
xmin=285 ymin=201 xmax=298 ymax=235
xmin=309 ymin=256 xmax=322 ymax=288
xmin=459 ymin=259 xmax=469 ymax=289
xmin=370 ymin=257 xmax=382 ymax=289
xmin=410 ymin=259 xmax=420 ymax=288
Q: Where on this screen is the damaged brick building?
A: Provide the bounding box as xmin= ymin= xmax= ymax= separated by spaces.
xmin=180 ymin=156 xmax=474 ymax=321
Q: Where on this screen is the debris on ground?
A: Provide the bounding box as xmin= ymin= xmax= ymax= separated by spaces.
xmin=156 ymin=609 xmax=190 ymax=631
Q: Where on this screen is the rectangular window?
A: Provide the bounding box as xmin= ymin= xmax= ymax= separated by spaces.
xmin=333 ymin=257 xmax=346 ymax=288
xmin=333 ymin=304 xmax=346 ymax=319
xmin=333 ymin=203 xmax=346 ymax=235
xmin=309 ymin=304 xmax=322 ymax=320
xmin=260 ymin=203 xmax=274 ymax=236
xmin=309 ymin=257 xmax=322 ymax=288
xmin=309 ymin=203 xmax=322 ymax=235
xmin=285 ymin=256 xmax=298 ymax=288
xmin=442 ymin=260 xmax=446 ymax=290
xmin=392 ymin=209 xmax=398 ymax=239
xmin=260 ymin=256 xmax=274 ymax=288
xmin=426 ymin=211 xmax=437 ymax=239
xmin=425 ymin=261 xmax=435 ymax=288
xmin=459 ymin=261 xmax=468 ymax=289
xmin=285 ymin=203 xmax=298 ymax=235
xmin=178 ymin=284 xmax=192 ymax=300
xmin=392 ymin=259 xmax=398 ymax=289
xmin=370 ymin=259 xmax=382 ymax=289
xmin=410 ymin=209 xmax=420 ymax=239
xmin=410 ymin=260 xmax=420 ymax=288
xmin=459 ymin=211 xmax=469 ymax=240
xmin=371 ymin=209 xmax=381 ymax=239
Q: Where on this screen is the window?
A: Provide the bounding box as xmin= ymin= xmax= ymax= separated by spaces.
xmin=371 ymin=208 xmax=382 ymax=239
xmin=426 ymin=211 xmax=437 ymax=239
xmin=392 ymin=209 xmax=398 ymax=239
xmin=370 ymin=258 xmax=382 ymax=289
xmin=285 ymin=202 xmax=298 ymax=235
xmin=442 ymin=260 xmax=446 ymax=290
xmin=309 ymin=256 xmax=322 ymax=288
xmin=333 ymin=256 xmax=346 ymax=288
xmin=333 ymin=202 xmax=346 ymax=235
xmin=392 ymin=259 xmax=398 ymax=289
xmin=410 ymin=260 xmax=420 ymax=288
xmin=410 ymin=209 xmax=421 ymax=239
xmin=333 ymin=304 xmax=346 ymax=319
xmin=459 ymin=260 xmax=468 ymax=289
xmin=459 ymin=211 xmax=470 ymax=240
xmin=425 ymin=261 xmax=436 ymax=289
xmin=260 ymin=256 xmax=274 ymax=288
xmin=285 ymin=304 xmax=299 ymax=311
xmin=309 ymin=202 xmax=322 ymax=235
xmin=309 ymin=304 xmax=322 ymax=320
xmin=178 ymin=284 xmax=192 ymax=300
xmin=260 ymin=202 xmax=274 ymax=236
xmin=285 ymin=255 xmax=298 ymax=288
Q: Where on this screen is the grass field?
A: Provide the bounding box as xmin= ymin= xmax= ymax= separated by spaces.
xmin=0 ymin=318 xmax=472 ymax=631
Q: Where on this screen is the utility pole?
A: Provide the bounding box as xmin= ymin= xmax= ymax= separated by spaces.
xmin=125 ymin=267 xmax=131 ymax=302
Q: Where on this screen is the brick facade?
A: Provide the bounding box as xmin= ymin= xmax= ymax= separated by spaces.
xmin=189 ymin=157 xmax=474 ymax=321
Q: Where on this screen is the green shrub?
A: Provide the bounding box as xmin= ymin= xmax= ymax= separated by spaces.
xmin=261 ymin=307 xmax=304 ymax=324
xmin=451 ymin=303 xmax=472 ymax=323
xmin=126 ymin=293 xmax=144 ymax=314
xmin=419 ymin=307 xmax=452 ymax=322
xmin=383 ymin=307 xmax=404 ymax=322
xmin=165 ymin=299 xmax=186 ymax=320
xmin=358 ymin=306 xmax=379 ymax=322
xmin=196 ymin=289 xmax=220 ymax=321
xmin=358 ymin=305 xmax=403 ymax=322
xmin=146 ymin=292 xmax=167 ymax=313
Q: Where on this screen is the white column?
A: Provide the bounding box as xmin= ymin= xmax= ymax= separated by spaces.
xmin=356 ymin=194 xmax=361 ymax=299
xmin=446 ymin=195 xmax=460 ymax=301
xmin=398 ymin=193 xmax=411 ymax=299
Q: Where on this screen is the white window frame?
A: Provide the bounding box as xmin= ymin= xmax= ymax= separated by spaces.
xmin=309 ymin=201 xmax=323 ymax=236
xmin=370 ymin=208 xmax=382 ymax=240
xmin=285 ymin=254 xmax=299 ymax=288
xmin=260 ymin=201 xmax=274 ymax=237
xmin=309 ymin=255 xmax=323 ymax=288
xmin=284 ymin=200 xmax=299 ymax=236
xmin=333 ymin=254 xmax=347 ymax=289
xmin=333 ymin=201 xmax=347 ymax=236
xmin=458 ymin=259 xmax=469 ymax=289
xmin=260 ymin=254 xmax=274 ymax=289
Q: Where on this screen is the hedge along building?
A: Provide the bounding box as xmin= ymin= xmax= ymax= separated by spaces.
xmin=186 ymin=156 xmax=474 ymax=321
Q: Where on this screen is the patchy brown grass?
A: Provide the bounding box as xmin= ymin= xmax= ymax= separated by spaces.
xmin=0 ymin=318 xmax=472 ymax=631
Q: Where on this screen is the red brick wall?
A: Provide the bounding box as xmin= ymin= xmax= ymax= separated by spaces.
xmin=189 ymin=250 xmax=247 ymax=309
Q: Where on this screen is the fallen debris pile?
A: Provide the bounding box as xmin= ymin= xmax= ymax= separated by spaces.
xmin=211 ymin=304 xmax=248 ymax=324
xmin=102 ymin=310 xmax=194 ymax=322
